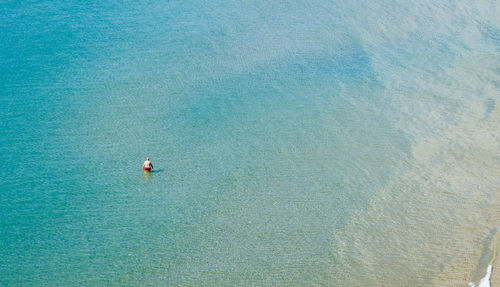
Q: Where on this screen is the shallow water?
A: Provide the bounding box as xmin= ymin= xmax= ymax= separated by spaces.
xmin=1 ymin=0 xmax=499 ymax=286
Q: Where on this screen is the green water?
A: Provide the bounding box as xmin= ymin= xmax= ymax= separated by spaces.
xmin=1 ymin=0 xmax=499 ymax=286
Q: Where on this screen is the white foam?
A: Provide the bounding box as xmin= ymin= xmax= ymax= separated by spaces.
xmin=469 ymin=265 xmax=492 ymax=287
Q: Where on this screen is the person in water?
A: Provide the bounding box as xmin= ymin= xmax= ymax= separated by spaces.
xmin=143 ymin=157 xmax=153 ymax=171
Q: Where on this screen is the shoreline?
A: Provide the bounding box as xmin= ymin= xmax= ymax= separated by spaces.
xmin=491 ymin=190 xmax=499 ymax=287
xmin=492 ymin=234 xmax=499 ymax=287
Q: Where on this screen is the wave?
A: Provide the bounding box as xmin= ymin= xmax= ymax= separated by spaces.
xmin=469 ymin=265 xmax=492 ymax=287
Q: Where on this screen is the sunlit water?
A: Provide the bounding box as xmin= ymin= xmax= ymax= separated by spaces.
xmin=1 ymin=0 xmax=499 ymax=286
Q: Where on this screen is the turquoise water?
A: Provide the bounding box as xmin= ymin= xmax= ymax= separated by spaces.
xmin=1 ymin=0 xmax=499 ymax=286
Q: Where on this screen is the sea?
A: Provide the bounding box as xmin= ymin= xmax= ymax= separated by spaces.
xmin=1 ymin=0 xmax=499 ymax=286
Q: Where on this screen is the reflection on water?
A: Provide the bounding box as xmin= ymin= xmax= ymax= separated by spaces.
xmin=143 ymin=169 xmax=164 ymax=182
xmin=143 ymin=170 xmax=152 ymax=181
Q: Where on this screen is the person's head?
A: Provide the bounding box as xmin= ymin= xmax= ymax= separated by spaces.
xmin=147 ymin=157 xmax=150 ymax=160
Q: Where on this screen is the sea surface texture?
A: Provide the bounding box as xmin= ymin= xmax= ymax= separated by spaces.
xmin=1 ymin=0 xmax=499 ymax=286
